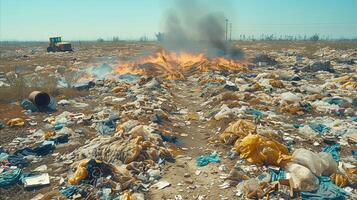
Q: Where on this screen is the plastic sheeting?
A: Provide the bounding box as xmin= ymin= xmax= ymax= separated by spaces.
xmin=301 ymin=176 xmax=349 ymax=200
xmin=75 ymin=125 xmax=173 ymax=164
xmin=234 ymin=134 xmax=292 ymax=167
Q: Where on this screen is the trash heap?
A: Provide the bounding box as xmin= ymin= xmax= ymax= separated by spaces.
xmin=195 ymin=50 xmax=356 ymax=199
xmin=0 ymin=45 xmax=356 ymax=200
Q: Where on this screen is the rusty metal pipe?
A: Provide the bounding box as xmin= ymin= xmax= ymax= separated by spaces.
xmin=29 ymin=91 xmax=50 ymax=107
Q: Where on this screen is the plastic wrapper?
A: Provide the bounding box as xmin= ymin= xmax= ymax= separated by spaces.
xmin=237 ymin=178 xmax=264 ymax=199
xmin=44 ymin=131 xmax=56 ymax=140
xmin=280 ymin=92 xmax=301 ymax=103
xmin=331 ymin=173 xmax=349 ymax=187
xmin=269 ymin=79 xmax=285 ymax=88
xmin=6 ymin=118 xmax=25 ymax=127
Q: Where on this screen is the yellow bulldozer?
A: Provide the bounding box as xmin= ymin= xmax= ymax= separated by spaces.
xmin=47 ymin=36 xmax=73 ymax=52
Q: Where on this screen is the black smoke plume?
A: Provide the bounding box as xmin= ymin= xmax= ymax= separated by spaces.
xmin=160 ymin=0 xmax=243 ymax=59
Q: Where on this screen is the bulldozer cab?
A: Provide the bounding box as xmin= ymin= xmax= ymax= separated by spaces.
xmin=49 ymin=37 xmax=62 ymax=45
xmin=47 ymin=36 xmax=72 ymax=52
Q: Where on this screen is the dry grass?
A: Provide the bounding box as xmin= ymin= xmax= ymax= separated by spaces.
xmin=0 ymin=73 xmax=88 ymax=103
xmin=235 ymin=40 xmax=357 ymax=57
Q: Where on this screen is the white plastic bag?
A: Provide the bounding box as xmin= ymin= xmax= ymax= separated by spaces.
xmin=292 ymin=148 xmax=337 ymax=176
xmin=285 ymin=163 xmax=319 ymax=192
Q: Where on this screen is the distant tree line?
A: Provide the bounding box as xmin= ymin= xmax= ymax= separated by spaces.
xmin=237 ymin=34 xmax=326 ymax=41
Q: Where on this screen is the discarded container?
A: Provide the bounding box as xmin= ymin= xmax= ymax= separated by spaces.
xmin=23 ymin=173 xmax=50 ymax=188
xmin=29 ymin=91 xmax=51 ymax=107
xmin=22 ymin=91 xmax=57 ymax=112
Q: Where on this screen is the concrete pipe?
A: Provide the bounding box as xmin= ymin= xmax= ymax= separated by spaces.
xmin=29 ymin=91 xmax=51 ymax=107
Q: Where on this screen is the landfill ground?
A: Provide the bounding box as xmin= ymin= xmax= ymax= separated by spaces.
xmin=0 ymin=41 xmax=356 ymax=200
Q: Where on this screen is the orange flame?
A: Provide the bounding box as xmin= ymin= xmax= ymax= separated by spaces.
xmin=114 ymin=50 xmax=248 ymax=80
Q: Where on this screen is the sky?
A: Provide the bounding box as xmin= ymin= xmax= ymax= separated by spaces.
xmin=1 ymin=0 xmax=357 ymax=41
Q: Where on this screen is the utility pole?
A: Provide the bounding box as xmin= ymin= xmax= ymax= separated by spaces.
xmin=225 ymin=18 xmax=228 ymax=41
xmin=229 ymin=23 xmax=232 ymax=41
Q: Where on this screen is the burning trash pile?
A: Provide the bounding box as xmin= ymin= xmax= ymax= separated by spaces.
xmin=114 ymin=50 xmax=248 ymax=80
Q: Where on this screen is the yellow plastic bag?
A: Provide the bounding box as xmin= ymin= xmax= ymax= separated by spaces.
xmin=331 ymin=173 xmax=349 ymax=187
xmin=234 ymin=134 xmax=292 ymax=167
xmin=186 ymin=112 xmax=199 ymax=120
xmin=345 ymin=167 xmax=357 ymax=184
xmin=6 ymin=118 xmax=25 ymax=127
xmin=269 ymin=80 xmax=285 ymax=88
xmin=252 ymin=83 xmax=263 ymax=91
xmin=69 ymin=159 xmax=89 ymax=185
xmin=44 ymin=116 xmax=56 ymax=124
xmin=120 ymin=192 xmax=136 ymax=200
xmin=112 ymin=84 xmax=129 ymax=93
xmin=44 ymin=131 xmax=56 ymax=139
xmin=341 ymin=81 xmax=357 ymax=90
xmin=280 ymin=104 xmax=301 ymax=114
xmin=220 ymin=120 xmax=256 ymax=145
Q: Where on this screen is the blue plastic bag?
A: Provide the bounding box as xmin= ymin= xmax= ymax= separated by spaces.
xmin=269 ymin=169 xmax=286 ymax=182
xmin=323 ymin=144 xmax=341 ymax=161
xmin=245 ymin=108 xmax=264 ymax=119
xmin=196 ymin=152 xmax=220 ymax=167
xmin=0 ymin=168 xmax=22 ymax=188
xmin=61 ymin=185 xmax=79 ymax=198
xmin=309 ymin=123 xmax=331 ymax=134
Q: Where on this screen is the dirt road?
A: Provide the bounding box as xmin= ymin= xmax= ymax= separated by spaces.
xmin=149 ymin=77 xmax=237 ymax=199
